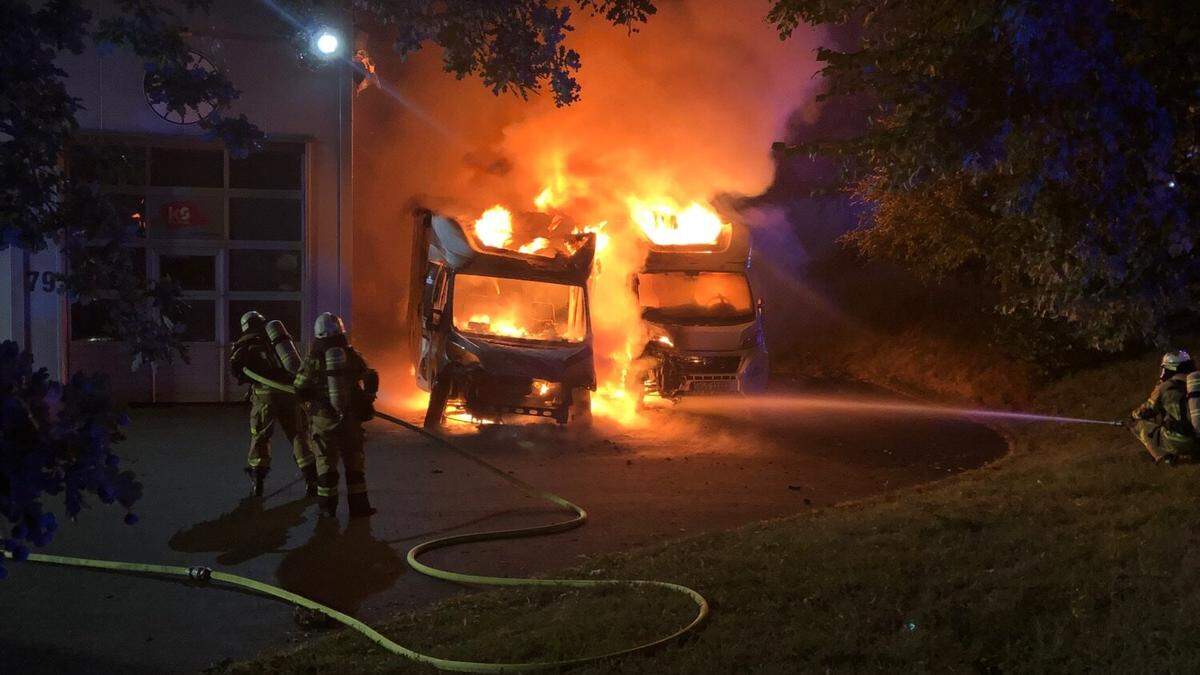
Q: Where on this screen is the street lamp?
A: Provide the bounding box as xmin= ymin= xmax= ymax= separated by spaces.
xmin=314 ymin=29 xmax=340 ymax=57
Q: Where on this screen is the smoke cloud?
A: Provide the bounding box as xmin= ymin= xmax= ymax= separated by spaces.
xmin=353 ymin=1 xmax=828 ymax=395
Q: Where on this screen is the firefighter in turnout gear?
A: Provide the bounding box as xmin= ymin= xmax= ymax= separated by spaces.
xmin=1130 ymin=350 xmax=1200 ymax=465
xmin=294 ymin=312 xmax=380 ymax=519
xmin=230 ymin=311 xmax=317 ymax=497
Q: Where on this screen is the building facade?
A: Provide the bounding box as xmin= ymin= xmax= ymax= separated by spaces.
xmin=0 ymin=1 xmax=352 ymax=402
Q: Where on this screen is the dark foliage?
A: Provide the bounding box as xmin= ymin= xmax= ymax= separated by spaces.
xmin=770 ymin=0 xmax=1199 ymax=353
xmin=358 ymin=0 xmax=655 ymax=106
xmin=0 ymin=341 xmax=141 ymax=578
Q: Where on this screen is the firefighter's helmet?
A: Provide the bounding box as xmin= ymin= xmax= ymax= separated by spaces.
xmin=314 ymin=312 xmax=346 ymax=340
xmin=240 ymin=310 xmax=266 ymax=334
xmin=1162 ymin=350 xmax=1193 ymax=371
xmin=1161 ymin=350 xmax=1194 ymax=380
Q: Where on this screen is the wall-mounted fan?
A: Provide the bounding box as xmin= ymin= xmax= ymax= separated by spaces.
xmin=144 ymin=51 xmax=217 ymax=125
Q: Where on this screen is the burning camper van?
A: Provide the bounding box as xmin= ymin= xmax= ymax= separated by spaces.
xmin=414 ymin=210 xmax=597 ymax=427
xmin=634 ymin=216 xmax=768 ymax=398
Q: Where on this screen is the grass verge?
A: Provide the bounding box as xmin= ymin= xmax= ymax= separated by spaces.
xmin=230 ymin=352 xmax=1200 ymax=672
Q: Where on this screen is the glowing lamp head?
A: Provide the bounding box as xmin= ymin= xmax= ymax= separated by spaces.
xmin=314 ymin=30 xmax=340 ymax=56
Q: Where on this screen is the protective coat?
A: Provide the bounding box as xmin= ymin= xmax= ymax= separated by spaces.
xmin=1131 ymin=372 xmax=1198 ymax=461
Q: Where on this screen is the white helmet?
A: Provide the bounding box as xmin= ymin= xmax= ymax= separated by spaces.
xmin=1161 ymin=350 xmax=1192 ymax=371
xmin=240 ymin=310 xmax=266 ymax=334
xmin=314 ymin=312 xmax=346 ymax=339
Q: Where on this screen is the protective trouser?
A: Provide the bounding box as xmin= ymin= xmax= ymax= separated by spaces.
xmin=1132 ymin=420 xmax=1197 ymax=462
xmin=311 ymin=417 xmax=368 ymax=514
xmin=247 ymin=389 xmax=315 ymax=472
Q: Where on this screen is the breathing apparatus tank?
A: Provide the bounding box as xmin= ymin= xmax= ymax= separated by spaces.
xmin=325 ymin=347 xmax=353 ymax=416
xmin=265 ymin=320 xmax=302 ymax=375
xmin=1187 ymin=371 xmax=1200 ymax=435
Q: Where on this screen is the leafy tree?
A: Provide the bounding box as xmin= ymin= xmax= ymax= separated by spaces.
xmin=369 ymin=0 xmax=656 ymax=106
xmin=1 ymin=341 xmax=142 ymax=578
xmin=1 ymin=0 xmax=654 ymax=572
xmin=770 ymin=0 xmax=1198 ymax=352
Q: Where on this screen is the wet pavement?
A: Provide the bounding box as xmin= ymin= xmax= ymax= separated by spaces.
xmin=1 ymin=381 xmax=1007 ymax=673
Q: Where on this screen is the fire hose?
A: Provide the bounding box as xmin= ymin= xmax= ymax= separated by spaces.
xmin=6 ymin=367 xmax=709 ymax=672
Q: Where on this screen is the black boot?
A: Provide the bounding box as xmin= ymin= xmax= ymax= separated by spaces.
xmin=245 ymin=466 xmax=268 ymax=497
xmin=318 ymin=494 xmax=338 ymax=519
xmin=347 ymin=493 xmax=376 ymax=518
xmin=301 ymin=465 xmax=318 ymax=498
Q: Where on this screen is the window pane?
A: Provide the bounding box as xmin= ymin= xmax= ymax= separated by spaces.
xmin=228 ymin=300 xmax=302 ymax=342
xmin=230 ymin=197 xmax=301 ymax=241
xmin=70 ymin=144 xmax=146 ymax=186
xmin=452 ymin=274 xmax=587 ymax=343
xmin=230 ymin=144 xmax=303 ymax=189
xmin=71 ymin=300 xmax=118 ymax=341
xmin=177 ymin=299 xmax=216 ymax=342
xmin=229 ymin=250 xmax=301 ymax=292
xmin=636 ymin=271 xmax=754 ymax=323
xmin=149 ymin=147 xmax=223 ymax=188
xmin=159 ymin=255 xmax=215 ymax=291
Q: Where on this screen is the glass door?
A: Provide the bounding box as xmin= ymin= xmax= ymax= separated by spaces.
xmin=150 ymin=248 xmax=225 ymax=401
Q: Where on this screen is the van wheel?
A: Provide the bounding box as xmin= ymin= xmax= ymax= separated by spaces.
xmin=569 ymin=388 xmax=593 ymax=427
xmin=424 ymin=374 xmax=451 ymax=429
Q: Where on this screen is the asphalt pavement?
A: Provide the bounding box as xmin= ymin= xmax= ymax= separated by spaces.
xmin=0 ymin=381 xmax=1006 ymax=673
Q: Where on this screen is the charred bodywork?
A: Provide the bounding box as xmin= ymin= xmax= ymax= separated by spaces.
xmin=415 ymin=210 xmax=596 ymax=427
xmin=636 ymin=222 xmax=768 ymax=398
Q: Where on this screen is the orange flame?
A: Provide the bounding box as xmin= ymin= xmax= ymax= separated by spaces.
xmin=517 ymin=237 xmax=552 ymax=255
xmin=629 ymin=198 xmax=728 ymax=247
xmin=474 ymin=205 xmax=514 ymax=248
xmin=533 ymin=153 xmax=589 ymax=211
xmin=465 ymin=180 xmax=734 ymax=427
xmin=466 ymin=314 xmax=530 ymax=338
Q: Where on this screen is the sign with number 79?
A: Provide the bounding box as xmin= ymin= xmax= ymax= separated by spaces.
xmin=25 ymin=270 xmax=65 ymax=293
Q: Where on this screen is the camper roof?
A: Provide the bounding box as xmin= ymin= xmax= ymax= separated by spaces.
xmin=425 ymin=213 xmax=595 ymax=286
xmin=642 ymin=220 xmax=751 ymax=273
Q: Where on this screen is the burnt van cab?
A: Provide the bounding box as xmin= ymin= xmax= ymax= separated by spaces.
xmin=414 ymin=211 xmax=596 ymax=427
xmin=635 ymin=221 xmax=768 ymax=398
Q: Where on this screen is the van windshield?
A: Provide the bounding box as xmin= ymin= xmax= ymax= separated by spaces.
xmin=637 ymin=271 xmax=753 ymax=325
xmin=452 ymin=274 xmax=588 ymax=344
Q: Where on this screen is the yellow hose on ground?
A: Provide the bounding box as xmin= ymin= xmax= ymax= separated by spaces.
xmin=6 ymin=369 xmax=709 ymax=672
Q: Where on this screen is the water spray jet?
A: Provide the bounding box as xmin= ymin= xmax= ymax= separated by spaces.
xmin=672 ymin=394 xmax=1127 ymax=427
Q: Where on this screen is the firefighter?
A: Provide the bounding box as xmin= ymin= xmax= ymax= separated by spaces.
xmin=1130 ymin=350 xmax=1199 ymax=465
xmin=230 ymin=311 xmax=317 ymax=497
xmin=294 ymin=312 xmax=379 ymax=519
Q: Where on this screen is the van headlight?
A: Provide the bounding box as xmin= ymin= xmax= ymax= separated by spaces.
xmin=739 ymin=325 xmax=759 ymax=349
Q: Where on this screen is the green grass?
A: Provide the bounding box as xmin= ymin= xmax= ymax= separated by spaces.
xmin=231 ymin=353 xmax=1200 ymax=673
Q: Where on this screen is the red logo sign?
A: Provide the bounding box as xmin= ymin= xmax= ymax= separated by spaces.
xmin=160 ymin=201 xmax=208 ymax=229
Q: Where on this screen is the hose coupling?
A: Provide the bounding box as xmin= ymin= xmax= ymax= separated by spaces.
xmin=188 ymin=566 xmax=213 ymax=583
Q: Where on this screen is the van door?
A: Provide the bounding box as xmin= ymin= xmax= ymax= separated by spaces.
xmin=416 ymin=262 xmax=447 ymax=390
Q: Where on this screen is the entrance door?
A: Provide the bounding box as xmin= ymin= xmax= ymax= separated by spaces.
xmin=150 ymin=248 xmax=225 ymax=401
